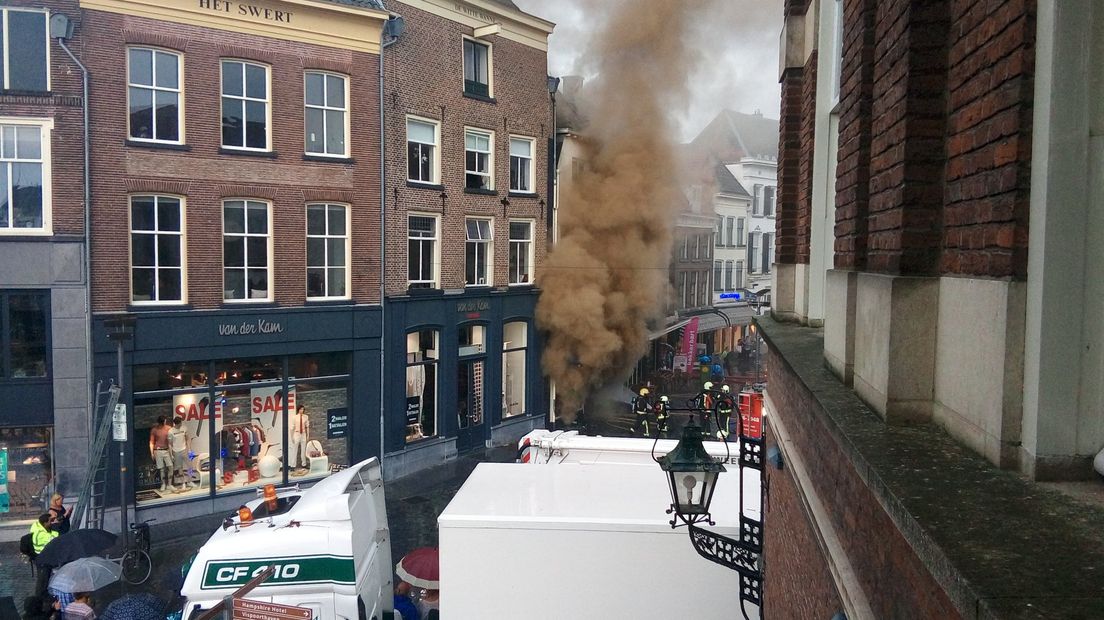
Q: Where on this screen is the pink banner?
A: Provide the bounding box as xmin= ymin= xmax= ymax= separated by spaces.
xmin=681 ymin=317 xmax=700 ymax=371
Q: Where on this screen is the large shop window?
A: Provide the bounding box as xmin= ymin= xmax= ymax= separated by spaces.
xmin=508 ymin=220 xmax=533 ymax=285
xmin=0 ymin=426 xmax=52 ymax=521
xmin=306 ymin=204 xmax=348 ymax=299
xmin=1 ymin=291 xmax=49 ymax=380
xmin=304 ymin=71 xmax=348 ymax=157
xmin=127 ymin=48 xmax=182 ymax=143
xmin=221 ymin=60 xmax=270 ymax=151
xmin=133 ymin=354 xmax=351 ymax=507
xmin=408 ymin=215 xmax=438 ymax=289
xmin=130 ymin=196 xmax=184 ymax=303
xmin=223 ymin=200 xmax=271 ymax=301
xmin=405 ymin=330 xmax=438 ymax=443
xmin=502 ymin=322 xmax=527 ymax=418
xmin=0 ymin=9 xmax=48 ymax=92
xmin=465 ymin=218 xmax=492 ymax=286
xmin=0 ymin=121 xmax=50 ymax=233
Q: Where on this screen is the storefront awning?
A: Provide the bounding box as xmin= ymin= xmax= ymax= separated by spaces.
xmin=647 ymin=318 xmax=692 ymax=340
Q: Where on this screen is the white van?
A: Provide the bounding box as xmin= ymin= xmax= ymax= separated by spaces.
xmin=179 ymin=458 xmax=393 ymax=620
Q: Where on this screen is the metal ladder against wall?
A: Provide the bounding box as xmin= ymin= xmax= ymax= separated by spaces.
xmin=71 ymin=381 xmax=121 ymax=530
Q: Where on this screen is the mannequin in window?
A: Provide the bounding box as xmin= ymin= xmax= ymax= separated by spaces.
xmin=289 ymin=405 xmax=309 ymax=474
xmin=149 ymin=416 xmax=174 ymax=492
xmin=169 ymin=416 xmax=194 ymax=490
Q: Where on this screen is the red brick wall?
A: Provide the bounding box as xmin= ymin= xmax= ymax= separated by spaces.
xmin=833 ymin=0 xmax=876 ymax=271
xmin=83 ymin=10 xmax=382 ymax=312
xmin=763 ymin=418 xmax=845 ymax=617
xmin=829 ymin=0 xmax=1034 ymax=278
xmin=865 ymin=0 xmax=950 ymax=275
xmin=383 ymin=1 xmax=550 ymax=297
xmin=765 ymin=349 xmax=962 ymax=619
xmin=776 ymin=69 xmax=803 ymax=266
xmin=941 ymin=0 xmax=1035 ymax=278
xmin=0 ymin=0 xmax=86 ymax=237
xmin=795 ymin=51 xmax=818 ymax=265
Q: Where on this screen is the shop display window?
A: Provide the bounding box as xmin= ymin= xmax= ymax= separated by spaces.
xmin=289 ymin=352 xmax=350 ymax=380
xmin=288 ymin=380 xmax=348 ymax=481
xmin=134 ymin=391 xmax=214 ymax=506
xmin=458 ymin=324 xmax=485 ymax=357
xmin=405 ymin=330 xmax=438 ymax=442
xmin=134 ymin=354 xmax=353 ymax=507
xmin=214 ymin=384 xmax=285 ymax=495
xmin=502 ymin=322 xmax=527 ymax=418
xmin=0 ymin=426 xmax=52 ymax=521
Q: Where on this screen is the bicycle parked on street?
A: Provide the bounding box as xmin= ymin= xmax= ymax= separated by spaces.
xmin=107 ymin=519 xmax=155 ymax=585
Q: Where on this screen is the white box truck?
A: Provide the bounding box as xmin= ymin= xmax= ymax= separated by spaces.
xmin=179 ymin=458 xmax=393 ymax=620
xmin=438 ymin=462 xmax=761 ymax=619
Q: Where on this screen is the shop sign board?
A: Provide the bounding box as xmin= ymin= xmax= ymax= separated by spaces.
xmin=326 ymin=408 xmax=348 ymax=439
xmin=232 ymin=599 xmax=311 ymax=620
xmin=405 ymin=397 xmax=421 ymax=425
xmin=113 ymin=404 xmax=128 ymax=442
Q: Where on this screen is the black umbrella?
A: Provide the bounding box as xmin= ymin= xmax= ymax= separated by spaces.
xmin=101 ymin=593 xmax=164 ymax=620
xmin=35 ymin=529 xmax=117 ymax=568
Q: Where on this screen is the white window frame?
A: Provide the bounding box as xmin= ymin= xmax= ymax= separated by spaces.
xmin=508 ymin=219 xmax=535 ymax=286
xmin=713 ymin=260 xmax=723 ymax=292
xmin=509 ymin=135 xmax=536 ymax=193
xmin=0 ymin=8 xmax=50 ymax=92
xmin=753 ymin=184 xmax=763 ymax=216
xmin=304 ymin=70 xmax=350 ymax=158
xmin=406 ymin=115 xmax=440 ymax=185
xmin=222 ymin=199 xmax=273 ymax=302
xmin=220 ymin=59 xmax=272 ymax=152
xmin=724 ymin=260 xmax=734 ymax=290
xmin=305 ymin=202 xmax=351 ymax=301
xmin=465 ymin=217 xmax=494 ymax=287
xmin=464 ymin=127 xmax=495 ymax=191
xmin=128 ymin=194 xmax=186 ymax=305
xmin=0 ymin=117 xmax=52 ymax=235
xmin=408 ymin=212 xmax=440 ymax=288
xmin=126 ymin=47 xmax=184 ymax=145
xmin=502 ymin=321 xmax=528 ymax=418
xmin=462 ymin=35 xmax=494 ymax=98
xmin=737 ymin=218 xmax=746 ymax=247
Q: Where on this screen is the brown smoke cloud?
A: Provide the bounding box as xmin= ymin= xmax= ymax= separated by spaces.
xmin=536 ymin=0 xmax=717 ymax=420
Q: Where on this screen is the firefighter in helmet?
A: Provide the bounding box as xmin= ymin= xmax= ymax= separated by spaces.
xmin=631 ymin=387 xmax=654 ymax=436
xmin=691 ymin=381 xmax=716 ymax=428
xmin=715 ymin=384 xmax=736 ymax=440
xmin=653 ymin=394 xmax=671 ymax=435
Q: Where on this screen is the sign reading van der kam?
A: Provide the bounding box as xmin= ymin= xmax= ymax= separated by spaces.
xmin=201 ymin=555 xmax=355 ymax=589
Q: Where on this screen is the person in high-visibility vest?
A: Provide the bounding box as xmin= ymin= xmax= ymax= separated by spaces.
xmin=631 ymin=388 xmax=654 ymax=436
xmin=654 ymin=395 xmax=671 ymax=435
xmin=715 ymin=384 xmax=736 ymax=440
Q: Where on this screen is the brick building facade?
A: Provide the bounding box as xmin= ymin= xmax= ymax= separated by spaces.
xmin=80 ymin=0 xmax=390 ymax=522
xmin=764 ymin=0 xmax=1104 ymax=617
xmin=380 ymin=0 xmax=553 ymax=476
xmin=0 ymin=0 xmax=93 ymax=529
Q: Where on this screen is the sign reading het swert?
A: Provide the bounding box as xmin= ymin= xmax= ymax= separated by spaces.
xmin=199 ymin=0 xmax=294 ymax=23
xmin=201 ymin=555 xmax=355 ymax=589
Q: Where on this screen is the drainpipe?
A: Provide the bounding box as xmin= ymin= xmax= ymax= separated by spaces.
xmin=54 ymin=23 xmax=95 ymax=494
xmin=380 ymin=17 xmax=403 ymax=467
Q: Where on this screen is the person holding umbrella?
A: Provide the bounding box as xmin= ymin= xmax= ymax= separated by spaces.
xmin=60 ymin=593 xmax=95 ymax=620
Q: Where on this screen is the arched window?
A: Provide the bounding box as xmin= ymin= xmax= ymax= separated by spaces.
xmin=502 ymin=322 xmax=528 ymax=418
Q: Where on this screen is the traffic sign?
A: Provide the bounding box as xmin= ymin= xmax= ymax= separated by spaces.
xmin=232 ymin=599 xmax=312 ymax=620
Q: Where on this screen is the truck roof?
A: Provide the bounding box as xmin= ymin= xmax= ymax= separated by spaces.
xmin=439 ymin=463 xmax=755 ymax=534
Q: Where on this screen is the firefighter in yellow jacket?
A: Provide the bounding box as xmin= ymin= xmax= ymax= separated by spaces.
xmin=631 ymin=387 xmax=654 ymax=436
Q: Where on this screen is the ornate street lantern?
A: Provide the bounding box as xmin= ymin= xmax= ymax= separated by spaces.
xmin=658 ymin=422 xmax=726 ymax=526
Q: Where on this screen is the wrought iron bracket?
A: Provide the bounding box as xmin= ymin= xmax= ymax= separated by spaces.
xmin=687 ymin=523 xmax=762 ymax=578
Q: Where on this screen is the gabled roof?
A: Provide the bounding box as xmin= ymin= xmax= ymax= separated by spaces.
xmin=689 ymin=110 xmax=779 ymax=163
xmin=487 ymin=0 xmax=520 ymax=8
xmin=715 ymin=164 xmax=749 ymax=197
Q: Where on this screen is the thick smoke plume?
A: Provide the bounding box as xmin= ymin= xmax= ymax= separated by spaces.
xmin=536 ymin=0 xmax=716 ymax=420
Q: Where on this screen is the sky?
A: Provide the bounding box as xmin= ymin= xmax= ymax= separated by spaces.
xmin=511 ymin=0 xmax=783 ymax=141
